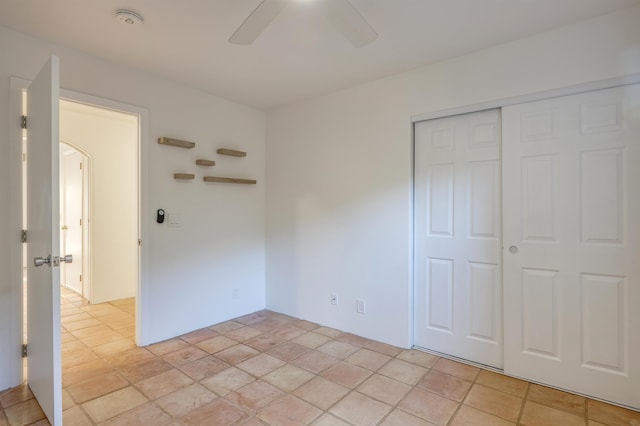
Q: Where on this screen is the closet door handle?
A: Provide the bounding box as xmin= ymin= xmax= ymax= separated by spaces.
xmin=509 ymin=245 xmax=518 ymax=254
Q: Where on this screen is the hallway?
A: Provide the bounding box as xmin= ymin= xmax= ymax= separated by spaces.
xmin=1 ymin=289 xmax=639 ymax=425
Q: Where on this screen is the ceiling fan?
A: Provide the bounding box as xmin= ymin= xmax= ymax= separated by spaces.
xmin=229 ymin=0 xmax=378 ymax=47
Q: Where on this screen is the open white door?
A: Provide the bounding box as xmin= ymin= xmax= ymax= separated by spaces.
xmin=26 ymin=56 xmax=63 ymax=425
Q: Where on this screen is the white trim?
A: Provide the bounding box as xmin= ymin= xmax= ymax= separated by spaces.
xmin=8 ymin=77 xmax=29 ymax=388
xmin=411 ymin=73 xmax=640 ymax=123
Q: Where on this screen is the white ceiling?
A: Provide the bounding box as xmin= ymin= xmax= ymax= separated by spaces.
xmin=0 ymin=0 xmax=638 ymax=109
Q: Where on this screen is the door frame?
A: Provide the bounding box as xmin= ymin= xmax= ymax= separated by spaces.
xmin=8 ymin=77 xmax=149 ymax=388
xmin=59 ymin=141 xmax=91 ymax=300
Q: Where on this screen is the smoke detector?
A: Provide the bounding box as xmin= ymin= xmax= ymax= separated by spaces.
xmin=115 ymin=9 xmax=143 ymax=26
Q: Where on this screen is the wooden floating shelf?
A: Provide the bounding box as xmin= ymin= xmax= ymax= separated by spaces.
xmin=174 ymin=173 xmax=195 ymax=180
xmin=158 ymin=137 xmax=195 ymax=149
xmin=195 ymin=159 xmax=215 ymax=166
xmin=217 ymin=148 xmax=246 ymax=157
xmin=203 ymin=176 xmax=257 ymax=185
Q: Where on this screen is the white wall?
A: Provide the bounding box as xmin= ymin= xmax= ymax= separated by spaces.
xmin=60 ymin=101 xmax=138 ymax=304
xmin=0 ymin=25 xmax=266 ymax=390
xmin=265 ymin=5 xmax=640 ymax=348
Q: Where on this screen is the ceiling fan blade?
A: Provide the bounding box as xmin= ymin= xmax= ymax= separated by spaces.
xmin=229 ymin=0 xmax=288 ymax=45
xmin=320 ymin=0 xmax=378 ymax=47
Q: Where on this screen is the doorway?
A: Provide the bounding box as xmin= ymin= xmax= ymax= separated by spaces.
xmin=59 ymin=143 xmax=89 ymax=299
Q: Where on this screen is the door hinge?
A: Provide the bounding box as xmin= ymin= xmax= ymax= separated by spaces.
xmin=80 ymin=274 xmax=82 ymax=282
xmin=21 ymin=229 xmax=27 ymax=243
xmin=21 ymin=115 xmax=27 ymax=129
xmin=22 ymin=344 xmax=27 ymax=358
xmin=138 ymin=239 xmax=142 ymax=246
xmin=80 ymin=218 xmax=82 ymax=226
xmin=80 ymin=162 xmax=83 ymax=170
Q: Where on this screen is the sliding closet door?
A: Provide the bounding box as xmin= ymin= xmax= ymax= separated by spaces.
xmin=503 ymin=84 xmax=640 ymax=409
xmin=414 ymin=109 xmax=502 ymax=369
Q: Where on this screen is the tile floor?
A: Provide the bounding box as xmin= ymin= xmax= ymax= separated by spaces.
xmin=1 ymin=289 xmax=639 ymax=425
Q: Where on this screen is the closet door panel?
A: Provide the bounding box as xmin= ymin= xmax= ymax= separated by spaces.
xmin=503 ymin=83 xmax=640 ymax=410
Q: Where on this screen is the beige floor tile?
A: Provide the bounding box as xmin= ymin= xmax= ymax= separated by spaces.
xmin=179 ymin=328 xmax=219 ymax=345
xmin=64 ymin=318 xmax=103 ymax=331
xmin=432 ymin=358 xmax=480 ymax=382
xmin=317 ymin=340 xmax=359 ymax=359
xmin=258 ymin=395 xmax=322 ymax=425
xmin=68 ymin=324 xmax=112 ymax=340
xmin=463 ymin=384 xmax=523 ymax=422
xmin=333 ymin=332 xmax=370 ymax=346
xmin=396 ymin=350 xmax=439 ymax=369
xmin=181 ymin=398 xmax=248 ymax=426
xmin=292 ymin=332 xmax=332 ymax=349
xmin=211 ymin=320 xmax=245 ymax=333
xmin=237 ymin=353 xmax=286 ymax=377
xmin=357 ymin=374 xmax=411 ymax=406
xmin=475 ymin=370 xmax=528 ymax=398
xmin=215 ymin=344 xmax=260 ymax=365
xmin=4 ymin=399 xmax=46 ymax=425
xmin=365 ymin=341 xmax=403 ymax=357
xmin=587 ymin=399 xmax=640 ymax=426
xmin=147 ymin=338 xmax=189 ymax=356
xmin=224 ymin=326 xmax=263 ymax=342
xmin=100 ymin=402 xmax=172 ymax=426
xmin=311 ymin=413 xmax=351 ymax=426
xmin=62 ymin=359 xmax=113 ymax=387
xmin=226 ymin=380 xmax=284 ymax=413
xmin=63 ymin=405 xmax=92 ymax=426
xmin=379 ymin=409 xmax=434 ymax=426
xmin=313 ymin=326 xmax=343 ymax=338
xmin=79 ymin=330 xmax=125 ymax=348
xmin=272 ymin=324 xmax=307 ymax=340
xmin=201 ymin=367 xmax=256 ymax=396
xmin=450 ymin=405 xmax=516 ymax=426
xmin=520 ymin=401 xmax=585 ymax=426
xmin=266 ymin=341 xmax=310 ymax=361
xmin=250 ymin=318 xmax=288 ymax=333
xmin=195 ymin=335 xmax=237 ymax=354
xmin=330 ymin=391 xmax=392 ymax=425
xmin=417 ymin=370 xmax=472 ymax=402
xmin=178 ymin=355 xmax=229 ymax=381
xmin=346 ymin=348 xmax=392 ymax=371
xmin=527 ymin=383 xmax=586 ymax=417
xmin=61 ymin=312 xmax=93 ymax=324
xmin=117 ymin=357 xmax=174 ymax=383
xmin=293 ymin=319 xmax=320 ymax=331
xmin=82 ymin=386 xmax=148 ymax=423
xmin=0 ymin=384 xmax=33 ymax=409
xmin=244 ymin=333 xmax=285 ymax=352
xmin=162 ymin=346 xmax=208 ymax=367
xmin=292 ymin=351 xmax=340 ymax=374
xmin=66 ymin=371 xmax=128 ymax=403
xmin=135 ymin=369 xmax=193 ymax=400
xmin=322 ymin=361 xmax=372 ymax=388
xmin=155 ymin=383 xmax=216 ymax=417
xmin=92 ymin=338 xmax=136 ymax=357
xmin=61 ymin=389 xmax=74 ymax=410
xmin=294 ymin=377 xmax=350 ymax=410
xmin=378 ymin=358 xmax=428 ymax=385
xmin=398 ymin=387 xmax=459 ymax=425
xmin=105 ymin=347 xmax=155 ymax=369
xmin=263 ymin=364 xmax=315 ymax=392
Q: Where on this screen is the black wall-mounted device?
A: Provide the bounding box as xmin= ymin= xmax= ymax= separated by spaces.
xmin=157 ymin=209 xmax=165 ymax=224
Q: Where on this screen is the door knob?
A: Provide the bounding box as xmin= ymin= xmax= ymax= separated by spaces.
xmin=34 ymin=255 xmax=51 ymax=267
xmin=33 ymin=254 xmax=72 ymax=267
xmin=509 ymin=245 xmax=518 ymax=254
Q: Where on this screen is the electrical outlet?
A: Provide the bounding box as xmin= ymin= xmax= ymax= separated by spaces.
xmin=331 ymin=293 xmax=338 ymax=305
xmin=357 ymin=299 xmax=366 ymax=314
